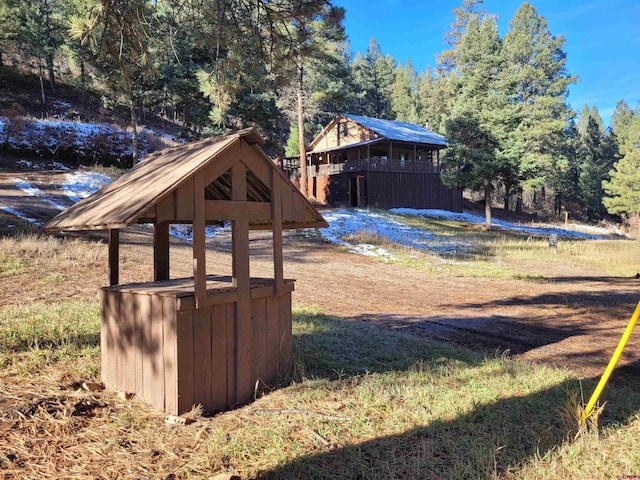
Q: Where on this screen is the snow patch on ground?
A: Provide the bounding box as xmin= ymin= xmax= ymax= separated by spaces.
xmin=319 ymin=209 xmax=471 ymax=260
xmin=1 ymin=207 xmax=43 ymax=225
xmin=168 ymin=223 xmax=230 ymax=242
xmin=317 ymin=207 xmax=610 ymax=260
xmin=390 ymin=208 xmax=605 ymax=240
xmin=62 ymin=171 xmax=112 ymax=202
xmin=12 ymin=178 xmax=67 ymax=210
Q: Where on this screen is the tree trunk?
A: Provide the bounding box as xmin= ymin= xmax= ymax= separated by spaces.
xmin=484 ymin=179 xmax=492 ymax=231
xmin=297 ymin=63 xmax=307 ymax=198
xmin=46 ymin=53 xmax=56 ymax=93
xmin=0 ymin=52 xmax=3 ymax=68
xmin=276 ymin=117 xmax=284 ymax=169
xmin=515 ymin=186 xmax=523 ymax=214
xmin=80 ymin=58 xmax=87 ymax=87
xmin=39 ymin=60 xmax=46 ymax=119
xmin=554 ymin=193 xmax=562 ymax=215
xmin=503 ymin=188 xmax=509 ymax=211
xmin=130 ymin=96 xmax=139 ymax=165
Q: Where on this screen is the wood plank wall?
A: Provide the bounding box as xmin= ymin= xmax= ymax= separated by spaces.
xmin=101 ymin=288 xmax=294 ymax=415
xmin=324 ymin=171 xmax=463 ymax=212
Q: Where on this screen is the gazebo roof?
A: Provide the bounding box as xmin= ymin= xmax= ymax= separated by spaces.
xmin=45 ymin=128 xmax=327 ymax=232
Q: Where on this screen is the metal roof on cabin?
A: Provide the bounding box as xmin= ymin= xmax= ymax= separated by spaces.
xmin=45 ymin=128 xmax=327 ymax=232
xmin=341 ymin=113 xmax=447 ymax=146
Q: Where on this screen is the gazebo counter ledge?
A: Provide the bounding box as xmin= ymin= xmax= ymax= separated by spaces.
xmin=99 ymin=276 xmax=295 ymax=415
xmin=101 ymin=275 xmax=295 ymax=311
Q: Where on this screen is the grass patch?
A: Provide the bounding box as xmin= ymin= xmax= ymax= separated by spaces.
xmin=384 ymin=213 xmax=640 ymax=278
xmin=0 ymin=300 xmax=100 ymax=364
xmin=0 ymin=252 xmax=26 ymax=277
xmin=1 ymin=304 xmax=639 ymax=478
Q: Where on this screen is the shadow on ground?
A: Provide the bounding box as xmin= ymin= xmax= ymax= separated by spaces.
xmin=273 ymin=311 xmax=640 ymax=480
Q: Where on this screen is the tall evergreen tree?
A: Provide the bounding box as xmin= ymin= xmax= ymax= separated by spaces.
xmin=15 ymin=0 xmax=65 ymax=93
xmin=416 ymin=67 xmax=448 ymax=133
xmin=391 ymin=60 xmax=419 ymax=123
xmin=500 ymin=1 xmax=576 ymax=212
xmin=603 ymin=116 xmax=640 ymax=238
xmin=576 ymin=104 xmax=595 ymax=137
xmin=0 ymin=0 xmax=20 ymax=68
xmin=352 ymin=38 xmax=395 ymax=119
xmin=577 ymin=117 xmax=620 ymax=220
xmin=610 ymin=99 xmax=638 ymax=152
xmin=441 ymin=15 xmax=507 ymax=229
xmin=436 ymin=0 xmax=486 ymax=75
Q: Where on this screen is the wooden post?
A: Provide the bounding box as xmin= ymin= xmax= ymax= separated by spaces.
xmin=231 ymin=155 xmax=251 ymax=403
xmin=108 ymin=228 xmax=119 ymax=286
xmin=193 ymin=174 xmax=206 ymax=309
xmin=154 ymin=221 xmax=170 ymax=281
xmin=413 ymin=145 xmax=417 ymax=172
xmin=271 ymin=169 xmax=284 ymax=295
xmin=388 ymin=141 xmax=393 ymax=170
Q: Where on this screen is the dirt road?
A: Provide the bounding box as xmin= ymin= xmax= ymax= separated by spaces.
xmin=2 ymin=169 xmax=639 ymax=379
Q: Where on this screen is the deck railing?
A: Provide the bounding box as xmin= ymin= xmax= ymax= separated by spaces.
xmin=311 ymin=159 xmax=438 ymax=177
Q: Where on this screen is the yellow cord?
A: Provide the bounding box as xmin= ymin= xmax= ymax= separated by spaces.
xmin=580 ymin=300 xmax=640 ymax=425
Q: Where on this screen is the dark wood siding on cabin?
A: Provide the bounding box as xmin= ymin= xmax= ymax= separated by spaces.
xmin=325 ymin=171 xmax=462 ymax=212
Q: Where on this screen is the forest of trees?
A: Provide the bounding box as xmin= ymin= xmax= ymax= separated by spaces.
xmin=0 ymin=0 xmax=638 ymax=230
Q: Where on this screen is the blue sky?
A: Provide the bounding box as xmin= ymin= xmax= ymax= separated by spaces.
xmin=337 ymin=0 xmax=640 ymax=127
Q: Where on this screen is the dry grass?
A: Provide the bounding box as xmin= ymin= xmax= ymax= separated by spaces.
xmin=2 ymin=221 xmax=640 ymax=478
xmin=379 ymin=213 xmax=640 ymax=279
xmin=1 ymin=302 xmax=640 ymax=479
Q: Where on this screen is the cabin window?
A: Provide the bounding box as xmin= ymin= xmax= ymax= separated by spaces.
xmin=339 ymin=122 xmax=348 ymax=138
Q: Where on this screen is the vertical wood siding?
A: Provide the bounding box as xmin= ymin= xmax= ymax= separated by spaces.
xmin=101 ymin=288 xmax=294 ymax=415
xmin=325 ymin=171 xmax=463 ymax=212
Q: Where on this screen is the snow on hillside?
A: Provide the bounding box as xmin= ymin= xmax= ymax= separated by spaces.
xmin=0 ymin=117 xmax=179 ymax=165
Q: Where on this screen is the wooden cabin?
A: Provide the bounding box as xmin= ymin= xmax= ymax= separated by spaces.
xmin=293 ymin=114 xmax=462 ymax=211
xmin=45 ymin=128 xmax=327 ymax=415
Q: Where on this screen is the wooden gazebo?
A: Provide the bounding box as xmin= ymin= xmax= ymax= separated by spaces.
xmin=45 ymin=128 xmax=327 ymax=415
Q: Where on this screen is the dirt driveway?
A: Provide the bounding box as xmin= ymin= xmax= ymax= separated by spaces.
xmin=1 ymin=169 xmax=639 ymax=380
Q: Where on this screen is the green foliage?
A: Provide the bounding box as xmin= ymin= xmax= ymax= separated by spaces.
xmin=603 ymin=116 xmax=640 ymax=228
xmin=577 ymin=118 xmax=620 ymax=220
xmin=499 ymin=2 xmax=576 ymax=197
xmin=390 ymin=61 xmax=419 ymax=123
xmin=440 ymin=14 xmax=507 ymax=227
xmin=0 ymin=301 xmax=100 ymax=358
xmin=352 ymin=38 xmax=395 ymax=119
xmin=285 ymin=124 xmax=300 ymax=157
xmin=442 ymin=115 xmax=504 ymax=191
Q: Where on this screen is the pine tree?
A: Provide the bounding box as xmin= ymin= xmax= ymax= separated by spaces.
xmin=436 ymin=0 xmax=486 ymax=75
xmin=603 ymin=114 xmax=640 ymax=238
xmin=352 ymin=38 xmax=395 ymax=119
xmin=577 ymin=118 xmax=620 ymax=220
xmin=416 ymin=68 xmax=448 ymax=133
xmin=391 ymin=61 xmax=419 ymax=123
xmin=0 ymin=0 xmax=20 ymax=68
xmin=70 ymin=0 xmax=155 ymax=164
xmin=576 ymin=104 xmax=593 ymax=137
xmin=500 ymin=2 xmax=576 ymax=212
xmin=441 ymin=15 xmax=508 ymax=229
xmin=610 ymin=99 xmax=638 ymax=153
xmin=589 ymin=105 xmax=605 ymax=133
